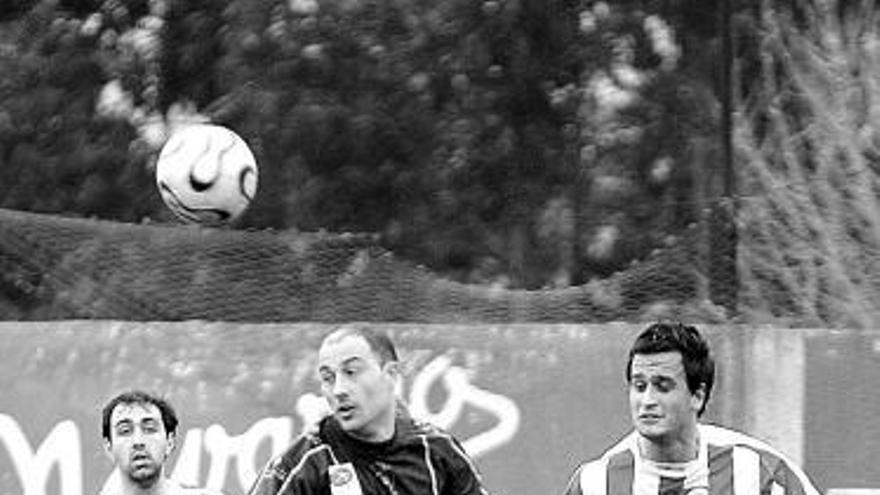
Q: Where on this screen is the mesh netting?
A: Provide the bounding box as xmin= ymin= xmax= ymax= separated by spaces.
xmin=1 ymin=202 xmax=878 ymax=326
xmin=0 ymin=207 xmax=716 ymax=323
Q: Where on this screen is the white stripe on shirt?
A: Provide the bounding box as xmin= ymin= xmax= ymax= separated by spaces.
xmin=732 ymin=445 xmax=761 ymax=495
xmin=579 ymin=455 xmax=608 ymax=495
xmin=421 ymin=435 xmax=440 ymax=495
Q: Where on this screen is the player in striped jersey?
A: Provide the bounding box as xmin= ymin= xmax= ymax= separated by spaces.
xmin=563 ymin=322 xmax=820 ymax=495
xmin=248 ymin=325 xmax=489 ymax=495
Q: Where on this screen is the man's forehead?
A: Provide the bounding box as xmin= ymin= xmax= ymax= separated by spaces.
xmin=631 ymin=351 xmax=685 ymax=375
xmin=318 ymin=334 xmax=375 ymax=367
xmin=111 ymin=402 xmax=161 ymax=422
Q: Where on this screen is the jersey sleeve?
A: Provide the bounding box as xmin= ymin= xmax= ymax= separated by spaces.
xmin=247 ymin=435 xmax=330 ymax=495
xmin=761 ymin=453 xmax=822 ymax=495
xmin=247 ymin=457 xmax=285 ymax=495
xmin=561 ymin=464 xmax=585 ymax=495
xmin=433 ymin=434 xmax=490 ymax=495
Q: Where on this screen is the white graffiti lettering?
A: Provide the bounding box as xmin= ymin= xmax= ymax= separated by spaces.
xmin=1 ymin=360 xmax=519 ymax=495
xmin=170 ymin=428 xmax=204 ymax=487
xmin=200 ymin=417 xmax=292 ymax=490
xmin=408 ymin=356 xmax=520 ymax=458
xmin=0 ymin=414 xmax=82 ymax=495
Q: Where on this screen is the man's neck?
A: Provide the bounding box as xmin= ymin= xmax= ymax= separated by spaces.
xmin=346 ymin=416 xmax=397 ymax=444
xmin=120 ymin=476 xmax=177 ymax=495
xmin=638 ymin=426 xmax=700 ymax=463
xmin=339 ymin=403 xmax=400 ymax=444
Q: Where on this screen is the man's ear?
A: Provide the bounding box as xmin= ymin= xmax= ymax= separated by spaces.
xmin=691 ymin=383 xmax=707 ymax=413
xmin=103 ymin=438 xmax=114 ymax=461
xmin=383 ymin=361 xmax=401 ymax=382
xmin=165 ymin=431 xmax=176 ymax=457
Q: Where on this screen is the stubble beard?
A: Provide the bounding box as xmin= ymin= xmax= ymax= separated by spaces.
xmin=126 ymin=462 xmax=162 ymax=489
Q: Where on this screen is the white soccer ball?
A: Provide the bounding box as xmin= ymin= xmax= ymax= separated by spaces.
xmin=155 ymin=124 xmax=258 ymax=226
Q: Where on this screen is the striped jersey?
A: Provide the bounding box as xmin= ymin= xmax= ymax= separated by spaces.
xmin=248 ymin=413 xmax=489 ymax=495
xmin=563 ymin=424 xmax=820 ymax=495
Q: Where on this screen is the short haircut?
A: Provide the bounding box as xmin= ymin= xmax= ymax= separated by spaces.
xmin=101 ymin=390 xmax=179 ymax=442
xmin=626 ymin=321 xmax=715 ymax=416
xmin=323 ymin=324 xmax=398 ymax=365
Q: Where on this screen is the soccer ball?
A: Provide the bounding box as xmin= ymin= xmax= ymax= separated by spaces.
xmin=155 ymin=124 xmax=258 ymax=226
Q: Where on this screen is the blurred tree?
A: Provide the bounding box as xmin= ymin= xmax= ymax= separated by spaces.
xmin=159 ymin=0 xmax=224 ymax=111
xmin=0 ymin=0 xmax=731 ymax=290
xmin=0 ymin=0 xmax=40 ymax=21
xmin=0 ymin=0 xmax=159 ymax=219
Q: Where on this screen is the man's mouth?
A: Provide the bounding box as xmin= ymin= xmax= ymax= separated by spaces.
xmin=336 ymin=404 xmax=356 ymax=418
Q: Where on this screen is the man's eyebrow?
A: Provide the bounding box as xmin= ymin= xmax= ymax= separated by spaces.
xmin=649 ymin=370 xmax=685 ymax=384
xmin=318 ymin=356 xmax=367 ymax=372
xmin=341 ymin=356 xmax=364 ymax=366
xmin=319 ymin=356 xmax=363 ymax=370
xmin=631 ymin=371 xmax=677 ymax=379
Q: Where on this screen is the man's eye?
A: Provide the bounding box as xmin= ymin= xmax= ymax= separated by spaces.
xmin=341 ymin=364 xmax=362 ymax=377
xmin=116 ymin=426 xmax=132 ymax=436
xmin=655 ymin=381 xmax=673 ymax=393
xmin=319 ymin=373 xmax=335 ymax=385
xmin=143 ymin=423 xmax=159 ymax=434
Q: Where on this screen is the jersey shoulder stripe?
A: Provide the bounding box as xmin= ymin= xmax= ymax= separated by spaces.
xmin=708 ymin=443 xmax=735 ymax=495
xmin=701 ymin=425 xmax=819 ymax=495
xmin=606 ymin=449 xmax=636 ymax=495
xmin=572 ymin=434 xmax=635 ymax=495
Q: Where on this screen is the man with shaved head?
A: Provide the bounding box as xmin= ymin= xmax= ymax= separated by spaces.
xmin=248 ymin=325 xmax=490 ymax=495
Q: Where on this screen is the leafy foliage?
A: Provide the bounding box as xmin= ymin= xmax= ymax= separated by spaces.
xmin=1 ymin=0 xmax=725 ymax=291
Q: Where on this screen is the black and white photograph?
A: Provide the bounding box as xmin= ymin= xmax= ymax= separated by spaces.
xmin=1 ymin=0 xmax=878 ymax=494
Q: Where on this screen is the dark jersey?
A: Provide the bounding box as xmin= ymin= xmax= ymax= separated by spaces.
xmin=248 ymin=414 xmax=489 ymax=495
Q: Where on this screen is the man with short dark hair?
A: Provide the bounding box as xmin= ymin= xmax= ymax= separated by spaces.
xmin=562 ymin=321 xmax=820 ymax=495
xmin=100 ymin=390 xmax=224 ymax=495
xmin=248 ymin=325 xmax=490 ymax=495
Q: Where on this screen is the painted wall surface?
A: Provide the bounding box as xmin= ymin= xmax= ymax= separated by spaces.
xmin=803 ymin=331 xmax=880 ymax=492
xmin=0 ymin=322 xmax=877 ymax=495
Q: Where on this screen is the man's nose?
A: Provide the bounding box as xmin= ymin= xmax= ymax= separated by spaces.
xmin=641 ymin=386 xmax=660 ymax=406
xmin=332 ymin=376 xmax=350 ymax=397
xmin=131 ymin=429 xmax=147 ymax=446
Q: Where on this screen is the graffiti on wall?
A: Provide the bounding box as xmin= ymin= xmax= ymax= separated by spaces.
xmin=0 ymin=415 xmax=82 ymax=495
xmin=0 ymin=356 xmax=521 ymax=495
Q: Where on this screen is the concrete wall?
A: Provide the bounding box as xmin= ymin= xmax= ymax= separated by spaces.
xmin=0 ymin=322 xmax=877 ymax=495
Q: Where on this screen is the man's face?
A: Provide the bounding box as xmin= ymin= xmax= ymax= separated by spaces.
xmin=317 ymin=333 xmax=397 ymax=442
xmin=629 ymin=351 xmax=703 ymax=443
xmin=105 ymin=402 xmax=173 ymax=488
